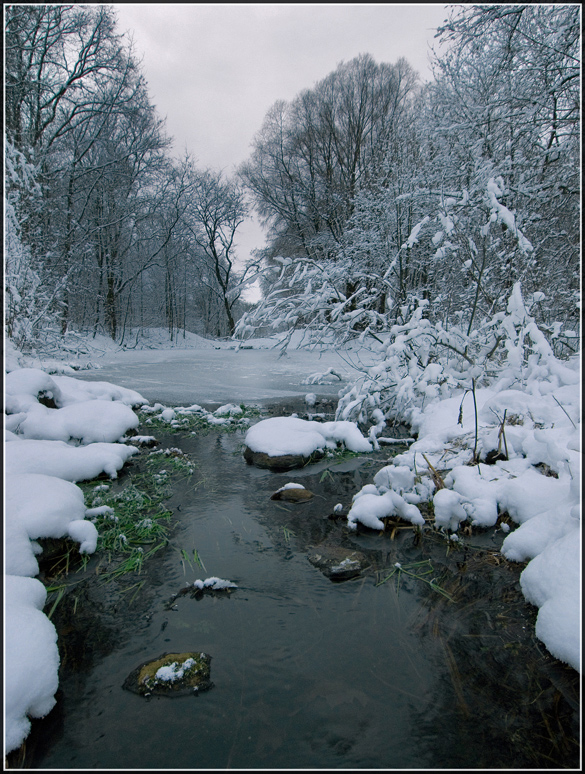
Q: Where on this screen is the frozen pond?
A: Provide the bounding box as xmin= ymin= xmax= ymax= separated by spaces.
xmin=75 ymin=346 xmax=373 ymax=405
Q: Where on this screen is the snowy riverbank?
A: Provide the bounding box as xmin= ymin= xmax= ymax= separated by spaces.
xmin=3 ymin=328 xmax=581 ymax=755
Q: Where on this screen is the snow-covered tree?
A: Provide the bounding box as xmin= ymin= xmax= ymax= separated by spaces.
xmin=240 ymin=54 xmax=418 ymax=268
xmin=5 ymin=6 xmax=253 ymax=344
xmin=426 ymin=3 xmax=580 ymax=331
xmin=239 ymin=4 xmax=580 ymax=359
xmin=4 ymin=142 xmax=52 ymax=349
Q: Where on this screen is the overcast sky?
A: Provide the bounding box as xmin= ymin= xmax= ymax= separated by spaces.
xmin=113 ymin=3 xmax=451 ymax=290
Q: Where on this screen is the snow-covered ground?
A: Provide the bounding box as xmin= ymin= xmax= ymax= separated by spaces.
xmin=3 ymin=325 xmax=581 ymax=755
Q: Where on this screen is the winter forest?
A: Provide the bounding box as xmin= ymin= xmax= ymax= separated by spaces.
xmin=5 ymin=4 xmax=580 ymax=355
xmin=3 ymin=4 xmax=583 ymax=766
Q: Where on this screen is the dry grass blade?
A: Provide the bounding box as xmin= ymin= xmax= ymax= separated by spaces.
xmin=422 ymin=453 xmax=445 ymax=490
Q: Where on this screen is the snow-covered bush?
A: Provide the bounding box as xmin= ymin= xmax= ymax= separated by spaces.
xmin=335 ymin=282 xmax=577 ymax=443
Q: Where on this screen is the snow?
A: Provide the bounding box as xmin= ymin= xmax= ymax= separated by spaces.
xmin=244 ymin=416 xmax=372 ymax=458
xmin=348 ymin=378 xmax=580 ymax=668
xmin=155 ymin=658 xmax=196 ymax=682
xmin=5 ymin=474 xmax=96 ymax=575
xmin=15 ymin=401 xmax=139 ymax=444
xmin=3 ymin=313 xmax=581 ymax=754
xmin=333 ymin=284 xmax=580 ymax=672
xmin=192 ymin=577 xmax=238 ymax=590
xmin=5 ymin=438 xmax=139 ymax=481
xmin=4 ymin=366 xmax=147 ymax=753
xmin=486 ymin=177 xmax=533 ymax=254
xmin=347 ymin=489 xmax=426 ymax=531
xmin=5 ymin=576 xmax=60 ymax=755
xmin=275 ymin=483 xmax=305 ymax=492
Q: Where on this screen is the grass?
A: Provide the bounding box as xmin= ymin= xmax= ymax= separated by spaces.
xmin=139 ymin=403 xmax=261 ymax=434
xmin=282 ymin=526 xmax=295 ymax=543
xmin=83 ymin=476 xmax=173 ymax=583
xmin=53 ymin=442 xmax=204 ymax=594
xmin=145 ymin=446 xmax=197 ymax=478
xmin=375 ymin=559 xmax=455 ymax=602
xmin=176 ymin=546 xmax=207 ymax=575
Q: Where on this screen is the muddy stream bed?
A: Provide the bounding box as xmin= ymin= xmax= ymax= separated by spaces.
xmin=12 ymin=399 xmax=580 ymax=769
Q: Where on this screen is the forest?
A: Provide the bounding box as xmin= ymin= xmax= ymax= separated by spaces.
xmin=3 ymin=7 xmax=582 ymax=764
xmin=5 ymin=4 xmax=580 ymax=357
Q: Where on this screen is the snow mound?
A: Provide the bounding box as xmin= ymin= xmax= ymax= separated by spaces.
xmin=347 ymin=488 xmax=425 ymax=531
xmin=17 ymin=400 xmax=139 ymax=444
xmin=4 ymin=366 xmax=144 ymax=753
xmin=244 ymin=416 xmax=372 ymax=458
xmin=5 ymin=474 xmax=97 ymax=575
xmin=5 ymin=367 xmax=147 ymax=412
xmin=5 ymin=576 xmax=60 ymax=754
xmin=5 ymin=438 xmax=138 ymax=481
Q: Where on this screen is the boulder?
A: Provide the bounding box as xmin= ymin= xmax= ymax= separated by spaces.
xmin=271 ymin=485 xmax=314 ymax=502
xmin=243 ymin=446 xmax=324 ymax=471
xmin=307 ymin=546 xmax=371 ymax=582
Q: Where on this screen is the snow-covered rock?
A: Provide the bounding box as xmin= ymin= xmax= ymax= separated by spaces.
xmin=245 ymin=416 xmax=372 ymax=459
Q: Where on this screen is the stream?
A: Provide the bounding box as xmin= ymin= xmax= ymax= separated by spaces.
xmin=15 ymin=399 xmax=580 ymax=769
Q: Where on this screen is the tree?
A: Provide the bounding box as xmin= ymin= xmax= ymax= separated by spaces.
xmin=5 ymin=4 xmax=124 ymax=151
xmin=240 ymin=54 xmax=418 ymax=266
xmin=238 ymin=5 xmax=579 ymax=359
xmin=4 ymin=141 xmax=54 ymax=349
xmin=424 ymin=4 xmax=581 ymax=331
xmin=184 ymin=168 xmax=251 ymax=336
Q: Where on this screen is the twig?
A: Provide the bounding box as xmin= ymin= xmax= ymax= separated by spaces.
xmin=471 ymin=378 xmax=479 ymax=464
xmin=498 ymin=408 xmax=509 ymax=459
xmin=422 ymin=453 xmax=445 ymax=490
xmin=552 ymin=395 xmax=577 ymax=429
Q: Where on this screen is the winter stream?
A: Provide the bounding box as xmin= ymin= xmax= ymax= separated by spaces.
xmin=19 ymin=350 xmax=580 ymax=769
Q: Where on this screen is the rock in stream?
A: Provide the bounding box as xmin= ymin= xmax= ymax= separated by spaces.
xmin=123 ymin=651 xmax=213 ymax=697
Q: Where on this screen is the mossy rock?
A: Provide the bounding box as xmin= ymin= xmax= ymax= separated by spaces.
xmin=123 ymin=651 xmax=213 ymax=697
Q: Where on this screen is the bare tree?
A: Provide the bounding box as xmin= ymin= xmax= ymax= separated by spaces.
xmin=240 ymin=54 xmax=418 ymax=266
xmin=185 ymin=168 xmax=250 ymax=336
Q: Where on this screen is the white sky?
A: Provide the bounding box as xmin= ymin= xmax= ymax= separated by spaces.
xmin=113 ymin=3 xmax=451 ymax=292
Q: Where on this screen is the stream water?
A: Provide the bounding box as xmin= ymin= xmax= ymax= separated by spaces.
xmin=16 ymin=401 xmax=580 ymax=770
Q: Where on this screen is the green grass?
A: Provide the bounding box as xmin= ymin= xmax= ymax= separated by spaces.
xmin=76 ymin=445 xmax=201 ymax=583
xmin=85 ymin=477 xmax=172 ymax=577
xmin=376 ymin=559 xmax=455 ymax=602
xmin=145 ymin=446 xmax=197 ymax=478
xmin=139 ymin=403 xmax=261 ymax=434
xmin=176 ymin=546 xmax=207 ymax=575
xmin=282 ymin=526 xmax=295 ymax=543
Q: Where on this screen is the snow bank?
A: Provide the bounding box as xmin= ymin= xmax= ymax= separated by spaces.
xmin=5 ymin=438 xmax=138 ymax=481
xmin=392 ymin=384 xmax=580 ymax=671
xmin=51 ymin=375 xmax=146 ymax=407
xmin=16 ymin=400 xmax=139 ymax=444
xmin=5 ymin=474 xmax=97 ymax=575
xmin=4 ymin=364 xmax=146 ymax=753
xmin=5 ymin=576 xmax=60 ymax=755
xmin=343 ymin=304 xmax=581 ymax=672
xmin=244 ymin=416 xmax=372 ymax=458
xmin=5 ymin=367 xmax=146 ymax=409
